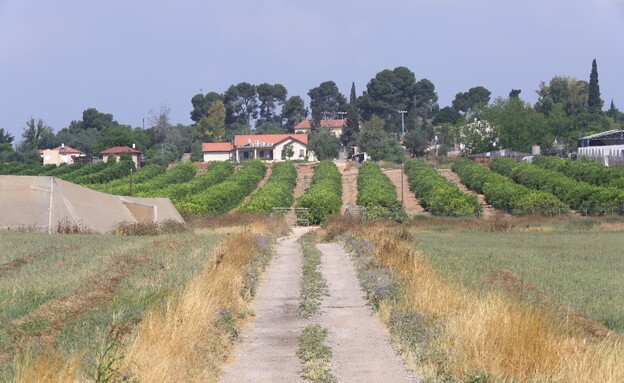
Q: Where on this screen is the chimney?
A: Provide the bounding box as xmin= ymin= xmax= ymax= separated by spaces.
xmin=61 ymin=143 xmax=65 ymax=148
xmin=132 ymin=143 xmax=136 ymax=149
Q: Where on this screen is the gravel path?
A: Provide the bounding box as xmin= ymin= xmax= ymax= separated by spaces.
xmin=220 ymin=227 xmax=310 ymax=383
xmin=317 ymin=243 xmax=419 ymax=383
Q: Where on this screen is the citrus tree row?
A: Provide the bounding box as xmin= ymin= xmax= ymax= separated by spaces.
xmin=491 ymin=157 xmax=624 ymax=215
xmin=356 ymin=162 xmax=405 ymax=221
xmin=404 ymin=160 xmax=481 ymax=217
xmin=532 ymin=156 xmax=624 ymax=188
xmin=452 ymin=158 xmax=568 ymax=216
xmin=177 ymin=160 xmax=266 ymax=215
xmin=296 ymin=161 xmax=342 ymax=224
xmin=238 ymin=161 xmax=297 ymax=212
xmin=88 ymin=163 xmax=165 ymax=194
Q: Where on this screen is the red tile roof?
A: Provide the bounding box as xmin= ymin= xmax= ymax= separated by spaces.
xmin=294 ymin=119 xmax=346 ymax=130
xmin=53 ymin=145 xmax=83 ymax=155
xmin=100 ymin=146 xmax=142 ymax=155
xmin=234 ymin=134 xmax=308 ymax=147
xmin=202 ymin=142 xmax=234 ymax=152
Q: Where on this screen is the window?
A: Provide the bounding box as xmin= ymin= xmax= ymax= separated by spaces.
xmin=259 ymin=150 xmax=265 ymax=158
xmin=299 ymin=149 xmax=305 ymax=158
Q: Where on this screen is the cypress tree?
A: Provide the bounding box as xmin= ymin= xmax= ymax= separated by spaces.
xmin=588 ymin=58 xmax=603 ymax=112
xmin=342 ymin=82 xmax=360 ymax=148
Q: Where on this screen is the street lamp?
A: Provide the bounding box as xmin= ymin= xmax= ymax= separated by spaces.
xmin=398 ymin=110 xmax=407 ymax=136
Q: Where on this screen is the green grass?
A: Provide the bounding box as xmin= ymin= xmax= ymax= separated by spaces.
xmin=297 ymin=324 xmax=337 ymax=383
xmin=299 ymin=233 xmax=328 ymax=318
xmin=0 ymin=230 xmax=222 ymax=381
xmin=415 ymin=230 xmax=624 ymax=333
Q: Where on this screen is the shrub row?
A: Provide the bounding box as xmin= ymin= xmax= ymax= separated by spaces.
xmin=128 ymin=162 xmax=197 ymax=196
xmin=404 ymin=160 xmax=481 ymax=217
xmin=40 ymin=162 xmax=84 ymax=177
xmin=532 ymin=156 xmax=624 ymax=188
xmin=59 ymin=162 xmax=110 ymax=182
xmin=452 ymin=158 xmax=568 ymax=216
xmin=71 ymin=160 xmax=136 ymax=184
xmin=178 ymin=160 xmax=266 ymax=215
xmin=238 ymin=161 xmax=297 ymax=212
xmin=491 ymin=157 xmax=624 ymax=215
xmin=88 ymin=164 xmax=166 ymax=195
xmin=296 ymin=161 xmax=342 ymax=224
xmin=356 ymin=162 xmax=404 ymax=220
xmin=140 ymin=161 xmax=234 ymax=202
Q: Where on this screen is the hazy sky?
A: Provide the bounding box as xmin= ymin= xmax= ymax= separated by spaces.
xmin=1 ymin=0 xmax=623 ymax=139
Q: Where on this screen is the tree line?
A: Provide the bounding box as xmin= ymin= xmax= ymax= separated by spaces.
xmin=2 ymin=59 xmax=621 ymax=166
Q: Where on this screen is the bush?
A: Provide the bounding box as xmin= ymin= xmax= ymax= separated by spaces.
xmin=405 ymin=160 xmax=481 ymax=217
xmin=356 ymin=162 xmax=405 ymax=220
xmin=238 ymin=162 xmax=297 ymax=212
xmin=452 ymin=158 xmax=568 ymax=216
xmin=296 ymin=161 xmax=342 ymax=224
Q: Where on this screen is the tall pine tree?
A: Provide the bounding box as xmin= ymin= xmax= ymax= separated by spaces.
xmin=588 ymin=58 xmax=603 ymax=113
xmin=342 ymin=82 xmax=360 ymax=148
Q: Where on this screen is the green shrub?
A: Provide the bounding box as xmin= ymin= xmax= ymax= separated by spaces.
xmin=404 ymin=160 xmax=481 ymax=217
xmin=356 ymin=162 xmax=405 ymax=220
xmin=238 ymin=162 xmax=297 ymax=212
xmin=452 ymin=158 xmax=568 ymax=216
xmin=296 ymin=161 xmax=342 ymax=224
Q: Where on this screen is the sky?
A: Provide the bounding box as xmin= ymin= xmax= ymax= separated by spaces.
xmin=1 ymin=0 xmax=624 ymax=140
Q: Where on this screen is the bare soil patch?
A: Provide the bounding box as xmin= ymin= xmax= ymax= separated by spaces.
xmin=383 ymin=168 xmax=427 ymax=217
xmin=294 ymin=164 xmax=314 ymax=199
xmin=339 ymin=163 xmax=359 ymax=213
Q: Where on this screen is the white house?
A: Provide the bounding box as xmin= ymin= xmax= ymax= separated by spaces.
xmin=294 ymin=119 xmax=346 ymax=137
xmin=202 ymin=142 xmax=234 ymax=162
xmin=577 ymin=130 xmax=624 ymax=166
xmin=233 ymin=134 xmax=311 ymax=162
xmin=41 ymin=144 xmax=85 ymax=166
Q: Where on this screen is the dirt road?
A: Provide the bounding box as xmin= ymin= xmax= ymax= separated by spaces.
xmin=383 ymin=168 xmax=427 ymax=217
xmin=221 ymin=230 xmax=417 ymax=382
xmin=317 ymin=243 xmax=418 ymax=382
xmin=221 ymin=227 xmax=310 ymax=382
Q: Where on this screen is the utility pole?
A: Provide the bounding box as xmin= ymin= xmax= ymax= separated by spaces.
xmin=398 ymin=110 xmax=407 ymax=136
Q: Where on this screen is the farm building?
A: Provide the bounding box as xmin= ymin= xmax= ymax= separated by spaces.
xmin=0 ymin=175 xmax=183 ymax=233
xmin=40 ymin=144 xmax=86 ymax=166
xmin=467 ymin=148 xmax=531 ymax=164
xmin=294 ymin=119 xmax=346 ymax=137
xmin=100 ymin=145 xmax=143 ymax=169
xmin=202 ymin=142 xmax=234 ymax=162
xmin=577 ymin=130 xmax=624 ymax=166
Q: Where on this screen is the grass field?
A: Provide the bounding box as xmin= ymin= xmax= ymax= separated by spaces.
xmin=0 ymin=230 xmax=222 ymax=381
xmin=415 ymin=228 xmax=624 ymax=334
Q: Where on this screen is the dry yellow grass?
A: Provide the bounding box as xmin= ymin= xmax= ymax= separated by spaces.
xmin=321 ymin=218 xmax=624 ymax=382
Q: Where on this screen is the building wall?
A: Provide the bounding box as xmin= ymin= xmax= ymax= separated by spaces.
xmin=273 ymin=140 xmax=308 ymax=160
xmin=578 ymin=145 xmax=624 ymax=165
xmin=103 ymin=154 xmax=141 ymax=169
xmin=203 ymin=152 xmax=231 ymax=162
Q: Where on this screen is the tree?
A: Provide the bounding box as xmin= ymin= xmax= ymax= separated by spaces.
xmin=164 ymin=124 xmax=194 ymax=153
xmin=257 ymin=83 xmax=287 ymax=125
xmin=223 ymin=82 xmax=258 ymax=128
xmin=452 ymin=86 xmax=491 ymax=114
xmin=482 ymin=97 xmax=549 ymax=152
xmin=283 ymin=144 xmax=294 ymax=160
xmin=281 ymin=96 xmax=308 ymax=132
xmin=357 ymin=115 xmax=387 ymax=153
xmin=403 ymin=128 xmax=429 ymax=157
xmin=509 ymin=89 xmax=522 ymax=98
xmin=0 ymin=128 xmax=14 ymax=144
xmin=535 ymin=77 xmax=589 ymax=116
xmin=190 ymin=92 xmax=222 ymax=123
xmin=588 ymin=58 xmax=603 ymax=113
xmin=148 ymin=103 xmax=171 ymax=143
xmin=54 ymin=108 xmax=120 ymax=154
xmin=308 ymin=81 xmax=346 ymax=126
xmin=433 ymin=106 xmax=460 ymax=125
xmin=195 ymin=100 xmax=226 ymax=142
xmin=82 ymin=108 xmax=115 ymax=131
xmin=309 ymin=129 xmax=340 ymax=160
xmin=342 ymin=82 xmax=360 ymax=148
xmin=21 ymin=118 xmax=54 ymax=151
xmin=359 ymin=67 xmax=438 ymax=133
xmin=93 ymin=125 xmax=150 ymax=154
xmin=369 ymin=136 xmax=405 ymax=163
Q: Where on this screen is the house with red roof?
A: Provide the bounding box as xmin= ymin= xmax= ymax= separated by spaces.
xmin=202 ymin=142 xmax=234 ymax=162
xmin=41 ymin=144 xmax=86 ymax=166
xmin=233 ymin=134 xmax=311 ymax=162
xmin=294 ymin=119 xmax=346 ymax=137
xmin=100 ymin=145 xmax=143 ymax=169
